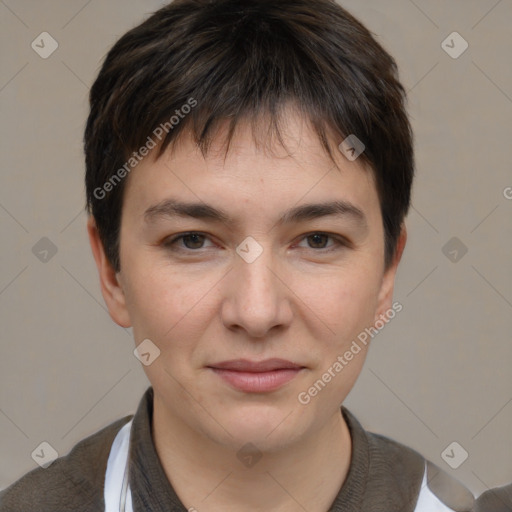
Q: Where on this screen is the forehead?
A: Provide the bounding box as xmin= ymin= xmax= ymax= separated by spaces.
xmin=121 ymin=110 xmax=380 ymax=225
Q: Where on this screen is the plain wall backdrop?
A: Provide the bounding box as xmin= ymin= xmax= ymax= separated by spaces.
xmin=1 ymin=0 xmax=511 ymax=497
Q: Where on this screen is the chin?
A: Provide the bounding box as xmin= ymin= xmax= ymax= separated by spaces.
xmin=207 ymin=402 xmax=308 ymax=451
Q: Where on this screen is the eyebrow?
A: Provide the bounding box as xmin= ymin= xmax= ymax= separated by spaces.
xmin=143 ymin=198 xmax=368 ymax=230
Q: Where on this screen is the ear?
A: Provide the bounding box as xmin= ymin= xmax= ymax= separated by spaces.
xmin=374 ymin=224 xmax=407 ymax=324
xmin=87 ymin=216 xmax=132 ymax=328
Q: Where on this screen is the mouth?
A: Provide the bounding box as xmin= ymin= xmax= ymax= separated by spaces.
xmin=207 ymin=359 xmax=305 ymax=393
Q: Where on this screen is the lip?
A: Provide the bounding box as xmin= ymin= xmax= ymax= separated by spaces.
xmin=209 ymin=358 xmax=303 ymax=372
xmin=207 ymin=359 xmax=305 ymax=393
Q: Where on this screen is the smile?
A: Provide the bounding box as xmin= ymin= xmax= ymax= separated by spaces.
xmin=207 ymin=359 xmax=305 ymax=393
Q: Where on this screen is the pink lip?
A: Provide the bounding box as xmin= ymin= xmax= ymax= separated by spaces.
xmin=208 ymin=359 xmax=305 ymax=393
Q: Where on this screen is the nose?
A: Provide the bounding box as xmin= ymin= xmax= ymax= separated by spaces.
xmin=220 ymin=245 xmax=293 ymax=339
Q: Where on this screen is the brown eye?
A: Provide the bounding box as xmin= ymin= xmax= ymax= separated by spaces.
xmin=306 ymin=233 xmax=330 ymax=249
xmin=181 ymin=233 xmax=206 ymax=249
xmin=163 ymin=232 xmax=214 ymax=251
xmin=296 ymin=232 xmax=347 ymax=252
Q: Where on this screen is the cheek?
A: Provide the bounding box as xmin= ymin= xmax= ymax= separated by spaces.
xmin=122 ymin=264 xmax=199 ymax=339
xmin=296 ymin=267 xmax=380 ymax=404
xmin=299 ymin=263 xmax=381 ymax=341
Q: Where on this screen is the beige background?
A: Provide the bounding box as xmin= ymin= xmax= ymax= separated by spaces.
xmin=1 ymin=0 xmax=511 ymax=497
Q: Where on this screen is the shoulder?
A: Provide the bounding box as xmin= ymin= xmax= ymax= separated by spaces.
xmin=474 ymin=482 xmax=512 ymax=512
xmin=341 ymin=406 xmax=475 ymax=512
xmin=366 ymin=430 xmax=475 ymax=512
xmin=0 ymin=415 xmax=132 ymax=512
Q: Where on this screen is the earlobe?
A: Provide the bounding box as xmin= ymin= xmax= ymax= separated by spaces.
xmin=374 ymin=224 xmax=407 ymax=324
xmin=86 ymin=216 xmax=132 ymax=328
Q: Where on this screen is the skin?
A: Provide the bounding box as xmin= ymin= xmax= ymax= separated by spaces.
xmin=88 ymin=109 xmax=406 ymax=511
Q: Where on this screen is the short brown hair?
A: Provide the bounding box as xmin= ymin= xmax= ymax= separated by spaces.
xmin=85 ymin=0 xmax=414 ymax=272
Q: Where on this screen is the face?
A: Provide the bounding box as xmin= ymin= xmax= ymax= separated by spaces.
xmin=88 ymin=110 xmax=405 ymax=452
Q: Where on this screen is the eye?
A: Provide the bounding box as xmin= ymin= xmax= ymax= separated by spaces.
xmin=163 ymin=232 xmax=215 ymax=251
xmin=162 ymin=231 xmax=349 ymax=254
xmin=296 ymin=232 xmax=348 ymax=251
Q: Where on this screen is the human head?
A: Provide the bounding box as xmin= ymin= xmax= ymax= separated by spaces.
xmin=84 ymin=0 xmax=414 ymax=274
xmin=85 ymin=0 xmax=412 ymax=452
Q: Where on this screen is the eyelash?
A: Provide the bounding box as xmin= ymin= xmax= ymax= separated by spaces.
xmin=162 ymin=231 xmax=349 ymax=253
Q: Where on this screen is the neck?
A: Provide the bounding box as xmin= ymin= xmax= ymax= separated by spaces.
xmin=152 ymin=397 xmax=352 ymax=512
